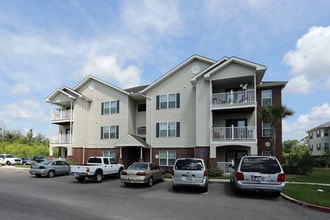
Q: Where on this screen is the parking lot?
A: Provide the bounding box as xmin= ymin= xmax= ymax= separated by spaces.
xmin=0 ymin=167 xmax=328 ymax=220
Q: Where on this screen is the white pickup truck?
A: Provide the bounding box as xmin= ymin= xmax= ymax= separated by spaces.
xmin=70 ymin=157 xmax=124 ymax=183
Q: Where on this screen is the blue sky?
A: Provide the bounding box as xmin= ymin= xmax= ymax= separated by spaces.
xmin=0 ymin=0 xmax=330 ymax=141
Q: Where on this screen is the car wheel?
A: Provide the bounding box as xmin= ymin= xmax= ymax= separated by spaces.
xmin=271 ymin=192 xmax=281 ymax=197
xmin=48 ymin=170 xmax=55 ymax=178
xmin=173 ymin=185 xmax=179 ymax=191
xmin=93 ymin=171 xmax=103 ymax=183
xmin=124 ymin=182 xmax=130 ymax=186
xmin=148 ymin=177 xmax=153 ymax=187
xmin=202 ymin=184 xmax=208 ymax=193
xmin=161 ymin=173 xmax=165 ymax=182
xmin=6 ymin=161 xmax=11 ymax=165
xmin=231 ymin=182 xmax=241 ymax=195
xmin=116 ymin=167 xmax=123 ymax=178
xmin=76 ymin=176 xmax=86 ymax=183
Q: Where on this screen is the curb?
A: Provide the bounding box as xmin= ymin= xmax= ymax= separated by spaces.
xmin=280 ymin=193 xmax=330 ymax=213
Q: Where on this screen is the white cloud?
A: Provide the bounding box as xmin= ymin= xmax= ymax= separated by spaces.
xmin=283 ymin=103 xmax=330 ymax=140
xmin=1 ymin=100 xmax=48 ymax=121
xmin=11 ymin=83 xmax=31 ymax=97
xmin=79 ymin=45 xmax=142 ymax=88
xmin=284 ymin=26 xmax=330 ymax=94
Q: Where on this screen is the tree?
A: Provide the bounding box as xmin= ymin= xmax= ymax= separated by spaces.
xmin=260 ymin=105 xmax=294 ymax=156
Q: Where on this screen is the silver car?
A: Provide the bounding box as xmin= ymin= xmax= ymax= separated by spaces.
xmin=172 ymin=158 xmax=209 ymax=192
xmin=230 ymin=156 xmax=285 ymax=197
xmin=29 ymin=160 xmax=71 ymax=178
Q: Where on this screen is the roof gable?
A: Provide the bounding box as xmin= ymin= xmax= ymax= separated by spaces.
xmin=191 ymin=56 xmax=266 ymax=85
xmin=142 ymin=55 xmax=215 ymax=93
xmin=74 ymin=75 xmax=130 ymax=96
xmin=114 ymin=134 xmax=150 ymax=148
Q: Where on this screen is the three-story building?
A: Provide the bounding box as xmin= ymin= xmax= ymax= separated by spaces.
xmin=45 ymin=55 xmax=286 ymax=171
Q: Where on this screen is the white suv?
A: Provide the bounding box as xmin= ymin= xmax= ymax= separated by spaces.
xmin=0 ymin=154 xmax=22 ymax=165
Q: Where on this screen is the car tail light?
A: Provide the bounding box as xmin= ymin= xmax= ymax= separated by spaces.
xmin=121 ymin=171 xmax=127 ymax=175
xmin=171 ymin=169 xmax=174 ymax=176
xmin=236 ymin=172 xmax=244 ymax=181
xmin=136 ymin=172 xmax=146 ymax=176
xmin=277 ymin=173 xmax=285 ymax=182
xmin=204 ymin=170 xmax=208 ymax=177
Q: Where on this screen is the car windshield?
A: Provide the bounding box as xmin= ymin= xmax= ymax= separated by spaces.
xmin=240 ymin=157 xmax=281 ymax=174
xmin=128 ymin=163 xmax=148 ymax=170
xmin=175 ymin=159 xmax=203 ymax=170
xmin=6 ymin=155 xmax=15 ymax=158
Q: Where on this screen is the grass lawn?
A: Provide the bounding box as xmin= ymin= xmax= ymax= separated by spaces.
xmin=284 ymin=168 xmax=330 ymax=208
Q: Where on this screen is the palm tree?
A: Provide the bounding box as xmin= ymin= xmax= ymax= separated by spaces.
xmin=260 ymin=105 xmax=294 ymax=156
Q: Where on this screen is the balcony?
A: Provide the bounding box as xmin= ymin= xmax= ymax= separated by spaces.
xmin=212 ymin=126 xmax=256 ymax=141
xmin=51 ymin=109 xmax=73 ymax=121
xmin=50 ymin=134 xmax=72 ymax=144
xmin=212 ymin=89 xmax=255 ymax=108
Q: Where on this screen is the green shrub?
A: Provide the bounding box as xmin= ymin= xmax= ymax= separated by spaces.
xmin=207 ymin=167 xmax=223 ymax=177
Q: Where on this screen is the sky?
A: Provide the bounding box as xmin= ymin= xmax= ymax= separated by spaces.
xmin=0 ymin=0 xmax=330 ymax=142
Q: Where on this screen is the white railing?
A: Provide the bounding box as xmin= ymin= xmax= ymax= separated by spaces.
xmin=217 ymin=162 xmax=234 ymax=175
xmin=51 ymin=109 xmax=73 ymax=121
xmin=213 ymin=126 xmax=255 ymax=141
xmin=212 ymin=89 xmax=255 ymax=106
xmin=50 ymin=134 xmax=72 ymax=144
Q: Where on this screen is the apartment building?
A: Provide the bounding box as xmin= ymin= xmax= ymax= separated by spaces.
xmin=45 ymin=55 xmax=286 ymax=170
xmin=307 ymin=121 xmax=330 ymax=157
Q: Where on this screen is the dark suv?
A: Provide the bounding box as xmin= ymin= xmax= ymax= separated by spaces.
xmin=172 ymin=158 xmax=208 ymax=192
xmin=230 ymin=156 xmax=285 ymax=197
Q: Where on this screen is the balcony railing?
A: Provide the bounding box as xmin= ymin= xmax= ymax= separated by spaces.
xmin=51 ymin=109 xmax=73 ymax=121
xmin=212 ymin=89 xmax=255 ymax=107
xmin=217 ymin=162 xmax=234 ymax=175
xmin=50 ymin=134 xmax=72 ymax=144
xmin=213 ymin=126 xmax=256 ymax=141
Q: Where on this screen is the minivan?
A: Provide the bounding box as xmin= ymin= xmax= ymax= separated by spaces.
xmin=172 ymin=158 xmax=208 ymax=192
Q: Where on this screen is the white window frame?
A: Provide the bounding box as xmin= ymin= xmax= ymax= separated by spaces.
xmin=261 ymin=90 xmax=272 ymax=106
xmin=103 ymin=150 xmax=116 ymax=158
xmin=159 ymin=150 xmax=176 ymax=166
xmin=262 ymin=122 xmax=271 ymax=137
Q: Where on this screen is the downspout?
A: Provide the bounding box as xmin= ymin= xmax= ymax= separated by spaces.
xmin=82 ymin=99 xmax=85 ymax=164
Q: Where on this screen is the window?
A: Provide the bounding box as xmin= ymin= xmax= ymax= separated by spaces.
xmin=101 ymin=101 xmax=119 ymax=115
xmin=317 ymin=143 xmax=321 ymax=151
xmin=159 ymin=150 xmax=176 ymax=166
xmin=309 ymin=144 xmax=313 ymax=151
xmin=262 ymin=151 xmax=272 ymax=156
xmin=262 ymin=122 xmax=271 ymax=137
xmin=137 ymin=127 xmax=146 ymax=135
xmin=103 ymin=150 xmax=116 ymax=158
xmin=316 ymin=129 xmax=321 ymax=137
xmin=261 ymin=90 xmax=272 ymax=106
xmin=137 ymin=103 xmax=146 ymax=112
xmin=156 ymin=93 xmax=180 ymax=110
xmin=156 ymin=122 xmax=180 ymax=138
xmin=324 ymin=128 xmax=328 ymax=137
xmin=324 ymin=143 xmax=329 ymax=151
xmin=309 ymin=132 xmax=313 ymax=139
xmin=101 ymin=126 xmax=119 ymax=139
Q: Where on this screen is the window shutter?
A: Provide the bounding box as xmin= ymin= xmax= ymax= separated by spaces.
xmin=156 ymin=123 xmax=159 ymax=137
xmin=100 ymin=127 xmax=103 ymax=139
xmin=117 ymin=100 xmax=120 ymax=113
xmin=116 ymin=126 xmax=119 ymax=139
xmin=156 ymin=95 xmax=159 ymax=110
xmin=176 ymin=122 xmax=180 ymax=137
xmin=101 ymin=103 xmax=104 ymax=115
xmin=176 ymin=93 xmax=180 ymax=108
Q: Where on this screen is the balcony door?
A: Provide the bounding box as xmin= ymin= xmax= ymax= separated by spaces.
xmin=226 ymin=119 xmax=247 ymax=139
